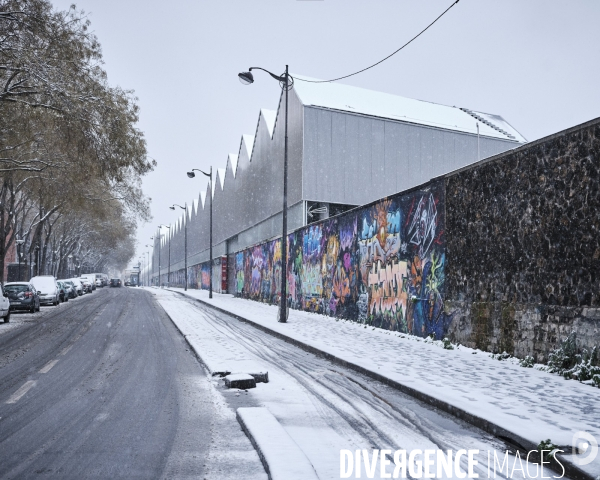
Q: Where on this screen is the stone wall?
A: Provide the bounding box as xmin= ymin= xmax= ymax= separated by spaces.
xmin=444 ymin=117 xmax=600 ymax=361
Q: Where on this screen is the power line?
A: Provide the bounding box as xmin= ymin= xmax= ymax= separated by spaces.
xmin=296 ymin=0 xmax=460 ymax=84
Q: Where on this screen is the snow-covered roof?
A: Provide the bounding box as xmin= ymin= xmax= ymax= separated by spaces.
xmin=228 ymin=154 xmax=239 ymax=176
xmin=261 ymin=109 xmax=276 ymax=138
xmin=242 ymin=134 xmax=255 ymax=158
xmin=217 ymin=168 xmax=226 ymax=189
xmin=292 ymin=75 xmax=526 ymax=143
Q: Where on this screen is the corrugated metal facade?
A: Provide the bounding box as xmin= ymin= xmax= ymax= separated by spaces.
xmin=303 ymin=106 xmax=520 ymax=206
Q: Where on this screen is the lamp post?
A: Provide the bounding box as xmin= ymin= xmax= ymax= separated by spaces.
xmin=154 ymin=232 xmax=164 ymax=287
xmin=159 ymin=225 xmax=171 ymax=286
xmin=170 ymin=203 xmax=188 ymax=291
xmin=138 ymin=256 xmax=143 ymax=286
xmin=238 ymin=66 xmax=292 ymax=322
xmin=145 ymin=246 xmax=152 ymax=286
xmin=16 ymin=238 xmax=25 ymax=281
xmin=187 ymin=167 xmax=213 ymax=299
xmin=144 ymin=249 xmax=151 ymax=287
xmin=149 ymin=237 xmax=155 ymax=285
xmin=68 ymin=254 xmax=73 ymax=278
xmin=34 ymin=244 xmax=40 ymax=277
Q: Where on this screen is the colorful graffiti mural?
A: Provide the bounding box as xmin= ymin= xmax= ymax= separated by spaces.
xmin=234 ymin=181 xmax=452 ymax=338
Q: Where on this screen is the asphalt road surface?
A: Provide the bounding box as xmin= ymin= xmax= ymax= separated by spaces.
xmin=0 ymin=287 xmax=264 ymax=480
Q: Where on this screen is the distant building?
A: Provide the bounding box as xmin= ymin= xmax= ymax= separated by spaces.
xmin=149 ymin=77 xmax=525 ymax=289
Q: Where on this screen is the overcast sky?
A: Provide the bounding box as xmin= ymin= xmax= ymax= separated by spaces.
xmin=51 ymin=0 xmax=600 ymax=267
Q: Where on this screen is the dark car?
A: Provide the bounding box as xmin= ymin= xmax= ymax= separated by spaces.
xmin=56 ymin=281 xmax=69 ymax=303
xmin=4 ymin=282 xmax=41 ymax=313
xmin=110 ymin=278 xmax=122 ymax=287
xmin=61 ymin=280 xmax=78 ymax=299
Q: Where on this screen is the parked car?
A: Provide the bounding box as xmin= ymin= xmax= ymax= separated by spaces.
xmin=78 ymin=278 xmax=93 ymax=293
xmin=68 ymin=278 xmax=84 ymax=296
xmin=3 ymin=282 xmax=41 ymax=313
xmin=91 ymin=273 xmax=108 ymax=287
xmin=61 ymin=280 xmax=78 ymax=299
xmin=29 ymin=276 xmax=60 ymax=306
xmin=110 ymin=278 xmax=122 ymax=287
xmin=80 ymin=274 xmax=96 ymax=290
xmin=1 ymin=284 xmax=11 ymax=322
xmin=56 ymin=281 xmax=69 ymax=303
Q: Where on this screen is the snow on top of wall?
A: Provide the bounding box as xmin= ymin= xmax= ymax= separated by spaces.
xmin=292 ymin=74 xmax=526 ymax=143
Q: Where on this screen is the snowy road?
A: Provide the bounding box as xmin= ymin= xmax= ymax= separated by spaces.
xmin=0 ymin=287 xmax=266 ymax=480
xmin=156 ymin=289 xmax=569 ymax=480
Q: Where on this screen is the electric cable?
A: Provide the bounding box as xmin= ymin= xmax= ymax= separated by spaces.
xmin=296 ymin=0 xmax=460 ymax=84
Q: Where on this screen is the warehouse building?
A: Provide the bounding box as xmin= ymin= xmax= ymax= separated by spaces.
xmin=148 ymin=77 xmax=525 ymax=289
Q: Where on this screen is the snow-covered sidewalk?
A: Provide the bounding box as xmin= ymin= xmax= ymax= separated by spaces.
xmin=156 ymin=287 xmax=599 ymax=476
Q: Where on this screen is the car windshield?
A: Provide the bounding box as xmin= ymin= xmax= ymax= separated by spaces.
xmin=4 ymin=285 xmax=29 ymax=293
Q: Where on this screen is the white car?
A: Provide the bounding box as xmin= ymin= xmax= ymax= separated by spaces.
xmin=1 ymin=283 xmax=11 ymax=322
xmin=68 ymin=278 xmax=84 ymax=296
xmin=78 ymin=278 xmax=93 ymax=293
xmin=80 ymin=274 xmax=96 ymax=290
xmin=29 ymin=276 xmax=60 ymax=306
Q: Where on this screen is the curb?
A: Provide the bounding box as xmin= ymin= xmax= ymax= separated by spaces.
xmin=169 ymin=289 xmax=593 ymax=480
xmin=236 ymin=407 xmax=318 ymax=480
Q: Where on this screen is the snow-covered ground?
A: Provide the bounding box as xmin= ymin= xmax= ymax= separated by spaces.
xmin=0 ymin=306 xmax=59 ymax=337
xmin=151 ymin=287 xmax=599 ymax=479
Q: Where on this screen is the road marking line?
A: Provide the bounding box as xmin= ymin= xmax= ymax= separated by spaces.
xmin=6 ymin=380 xmax=36 ymax=404
xmin=60 ymin=344 xmax=73 ymax=356
xmin=39 ymin=359 xmax=58 ymax=374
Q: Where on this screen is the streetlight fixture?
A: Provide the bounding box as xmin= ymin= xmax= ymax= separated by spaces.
xmin=138 ymin=256 xmax=144 ymax=286
xmin=159 ymin=225 xmax=171 ymax=286
xmin=187 ymin=167 xmax=213 ymax=299
xmin=144 ymin=249 xmax=151 ymax=287
xmin=146 ymin=242 xmax=154 ymax=285
xmin=170 ymin=203 xmax=188 ymax=291
xmin=16 ymin=238 xmax=25 ymax=281
xmin=153 ymin=230 xmax=164 ymax=287
xmin=238 ymin=66 xmax=293 ymax=323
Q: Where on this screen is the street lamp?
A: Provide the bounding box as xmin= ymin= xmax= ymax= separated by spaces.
xmin=170 ymin=203 xmax=188 ymax=291
xmin=147 ymin=240 xmax=155 ymax=285
xmin=144 ymin=249 xmax=151 ymax=287
xmin=187 ymin=167 xmax=213 ymax=299
xmin=159 ymin=225 xmax=171 ymax=286
xmin=153 ymin=231 xmax=164 ymax=287
xmin=16 ymin=238 xmax=25 ymax=281
xmin=238 ymin=66 xmax=293 ymax=322
xmin=68 ymin=254 xmax=73 ymax=278
xmin=138 ymin=256 xmax=143 ymax=286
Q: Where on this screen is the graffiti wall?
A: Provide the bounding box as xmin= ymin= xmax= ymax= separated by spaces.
xmin=234 ymin=180 xmax=451 ymax=338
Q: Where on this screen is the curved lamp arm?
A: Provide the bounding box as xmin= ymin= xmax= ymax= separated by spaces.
xmin=187 ymin=168 xmax=211 ymax=179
